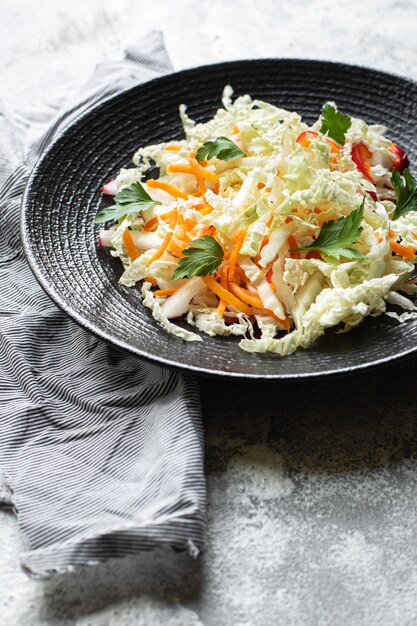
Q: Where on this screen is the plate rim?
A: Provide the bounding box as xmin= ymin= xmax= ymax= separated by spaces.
xmin=21 ymin=57 xmax=417 ymax=379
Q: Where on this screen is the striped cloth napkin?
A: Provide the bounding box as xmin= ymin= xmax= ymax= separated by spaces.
xmin=0 ymin=31 xmax=205 ymax=579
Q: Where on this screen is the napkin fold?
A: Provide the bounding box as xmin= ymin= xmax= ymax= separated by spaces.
xmin=0 ymin=31 xmax=206 ymax=579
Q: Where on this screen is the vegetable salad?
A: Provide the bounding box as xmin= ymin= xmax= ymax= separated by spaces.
xmin=96 ymin=87 xmax=417 ymax=356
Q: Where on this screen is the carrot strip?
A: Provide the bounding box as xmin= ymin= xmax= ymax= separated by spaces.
xmin=154 ymin=288 xmax=178 ymax=297
xmin=188 ymin=156 xmax=207 ymax=195
xmin=147 ymin=179 xmax=188 ymax=200
xmin=232 ymin=125 xmax=239 ymax=134
xmin=229 ymin=229 xmax=247 ymax=281
xmin=229 ymin=282 xmax=263 ymax=308
xmin=167 ymin=163 xmax=218 ymax=184
xmin=200 ymin=168 xmax=218 ymax=185
xmin=263 ymin=309 xmax=291 ymax=331
xmin=388 ymin=228 xmax=395 ymax=238
xmin=233 ymin=269 xmax=290 ymax=329
xmin=164 ymin=144 xmax=182 ymax=151
xmin=202 ymin=275 xmax=252 ymax=316
xmin=412 ymin=232 xmax=417 ymax=241
xmin=390 ymin=241 xmax=416 ymax=261
xmin=168 ymin=240 xmax=185 ymax=258
xmin=168 ymin=209 xmax=178 ymax=229
xmin=261 ymin=234 xmax=270 ymax=249
xmin=122 ymin=228 xmax=140 ymax=261
xmin=216 ymin=265 xmax=229 ymax=316
xmin=407 ymin=279 xmax=417 ymax=284
xmin=147 ymin=233 xmax=173 ymax=264
xmin=233 ymin=266 xmax=248 ymax=283
xmin=144 ymin=276 xmax=158 ymax=286
xmin=143 ymin=211 xmax=172 ymax=232
xmin=147 ymin=208 xmax=178 ymax=264
xmin=228 ymin=282 xmax=290 ymax=330
xmin=167 ymin=164 xmax=192 ymax=175
xmin=200 ymin=203 xmax=215 ymax=215
xmin=217 ymin=300 xmax=227 ymax=316
xmin=288 ymin=234 xmax=300 ymax=259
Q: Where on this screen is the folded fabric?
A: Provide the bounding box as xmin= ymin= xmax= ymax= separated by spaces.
xmin=0 ymin=31 xmax=206 ymax=579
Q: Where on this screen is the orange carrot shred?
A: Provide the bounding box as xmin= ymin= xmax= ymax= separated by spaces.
xmin=229 ymin=229 xmax=247 ymax=281
xmin=164 ymin=144 xmax=182 ymax=151
xmin=147 ymin=208 xmax=178 ymax=265
xmin=167 ymin=163 xmax=218 ymax=184
xmin=288 ymin=234 xmax=300 ymax=259
xmin=216 ymin=265 xmax=229 ymax=316
xmin=153 ymin=288 xmax=178 ymax=297
xmin=144 ymin=276 xmax=158 ymax=286
xmin=146 ymin=179 xmax=188 ymax=200
xmin=144 ymin=211 xmax=172 ymax=232
xmin=122 ymin=228 xmax=140 ymax=261
xmin=147 ymin=232 xmax=174 ymax=265
xmin=390 ymin=241 xmax=416 ymax=261
xmin=264 ymin=309 xmax=291 ymax=331
xmin=202 ymin=275 xmax=252 ymax=316
xmin=233 ymin=266 xmax=248 ymax=283
xmin=168 ymin=240 xmax=185 ymax=258
xmin=188 ymin=155 xmax=207 ymax=195
xmin=229 ymin=281 xmax=264 ymax=309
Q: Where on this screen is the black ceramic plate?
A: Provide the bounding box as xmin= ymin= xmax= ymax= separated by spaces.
xmin=22 ymin=59 xmax=417 ymax=378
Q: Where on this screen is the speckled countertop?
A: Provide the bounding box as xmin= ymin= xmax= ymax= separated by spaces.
xmin=2 ymin=1 xmax=417 ymax=624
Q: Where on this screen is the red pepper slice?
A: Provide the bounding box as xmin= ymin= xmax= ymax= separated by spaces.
xmin=387 ymin=143 xmax=409 ymax=173
xmin=351 ymin=142 xmax=375 ymax=183
xmin=305 ymin=250 xmax=321 ymax=259
xmin=266 ymin=267 xmax=273 ymax=283
xmin=296 ymin=130 xmax=319 ymax=148
xmin=296 ymin=130 xmax=341 ymax=154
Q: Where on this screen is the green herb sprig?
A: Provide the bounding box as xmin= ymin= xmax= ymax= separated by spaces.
xmin=320 ymin=104 xmax=352 ymax=146
xmin=196 ymin=137 xmax=246 ymax=162
xmin=95 ymin=182 xmax=161 ymax=224
xmin=392 ymin=168 xmax=417 ymax=220
xmin=290 ymin=201 xmax=365 ymax=260
xmin=172 ymin=236 xmax=224 ymax=280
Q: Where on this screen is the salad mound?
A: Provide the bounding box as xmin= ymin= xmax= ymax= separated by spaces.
xmin=96 ymin=87 xmax=417 ymax=356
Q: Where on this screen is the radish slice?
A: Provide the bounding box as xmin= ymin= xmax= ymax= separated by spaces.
xmin=161 ymin=276 xmax=205 ymax=319
xmin=98 ymin=229 xmax=114 ymax=247
xmin=102 ymin=180 xmax=118 ymax=195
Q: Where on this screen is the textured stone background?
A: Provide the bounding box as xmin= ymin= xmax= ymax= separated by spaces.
xmin=1 ymin=1 xmax=417 ymax=624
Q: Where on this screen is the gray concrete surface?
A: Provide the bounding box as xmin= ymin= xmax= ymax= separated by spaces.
xmin=2 ymin=1 xmax=417 ymax=624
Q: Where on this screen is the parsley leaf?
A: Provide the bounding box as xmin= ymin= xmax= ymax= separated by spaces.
xmin=291 ymin=201 xmax=365 ymax=260
xmin=320 ymin=104 xmax=352 ymax=146
xmin=95 ymin=182 xmax=161 ymax=224
xmin=392 ymin=168 xmax=417 ymax=220
xmin=196 ymin=137 xmax=246 ymax=162
xmin=172 ymin=236 xmax=224 ymax=280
